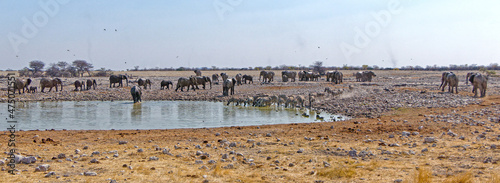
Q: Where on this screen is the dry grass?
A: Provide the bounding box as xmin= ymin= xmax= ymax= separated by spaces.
xmin=443 ymin=171 xmax=474 ymax=183
xmin=413 ymin=167 xmax=433 ymax=183
xmin=317 ymin=165 xmax=356 ymax=179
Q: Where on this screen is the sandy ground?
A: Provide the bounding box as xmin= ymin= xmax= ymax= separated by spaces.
xmin=0 ymin=70 xmax=499 ymax=182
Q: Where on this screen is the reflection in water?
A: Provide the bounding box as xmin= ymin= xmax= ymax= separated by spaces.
xmin=1 ymin=101 xmax=346 ymax=130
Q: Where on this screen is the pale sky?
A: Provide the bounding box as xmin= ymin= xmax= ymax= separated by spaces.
xmin=1 ymin=0 xmax=499 ymax=71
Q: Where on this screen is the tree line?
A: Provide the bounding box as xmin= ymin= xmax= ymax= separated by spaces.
xmin=9 ymin=60 xmax=499 ymax=78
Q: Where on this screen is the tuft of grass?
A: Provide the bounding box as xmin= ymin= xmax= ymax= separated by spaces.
xmin=443 ymin=171 xmax=473 ymax=183
xmin=492 ymin=173 xmax=500 ymax=183
xmin=317 ymin=165 xmax=356 ymax=179
xmin=413 ymin=167 xmax=432 ymax=183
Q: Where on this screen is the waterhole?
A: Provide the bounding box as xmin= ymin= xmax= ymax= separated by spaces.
xmin=1 ymin=101 xmax=346 ymax=130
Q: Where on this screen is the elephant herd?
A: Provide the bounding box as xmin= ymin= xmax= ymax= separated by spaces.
xmin=355 ymin=71 xmax=376 ymax=82
xmin=439 ymin=72 xmax=488 ymax=97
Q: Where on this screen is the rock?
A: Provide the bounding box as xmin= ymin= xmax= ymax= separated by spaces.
xmin=424 ymin=137 xmax=436 ymax=143
xmin=195 ymin=145 xmax=202 ymax=149
xmin=421 ymin=148 xmax=428 ymax=153
xmin=21 ymin=156 xmax=37 ymax=164
xmin=113 ymin=154 xmax=119 ymax=158
xmin=223 ymin=164 xmax=234 ymax=169
xmin=389 ymin=134 xmax=395 ymax=138
xmin=149 ymin=156 xmax=159 ymax=161
xmin=289 ymin=163 xmax=295 ymax=167
xmin=196 ymin=151 xmax=203 ymax=156
xmin=394 ymin=179 xmax=403 ymax=183
xmin=118 ymin=141 xmax=128 ymax=145
xmin=348 ymin=150 xmax=357 ymax=157
xmin=236 ymin=153 xmax=243 ymax=157
xmin=208 ymin=160 xmax=216 ymax=164
xmin=215 ymin=133 xmax=221 ymax=136
xmin=199 ymin=165 xmax=208 ymax=170
xmin=323 ymin=161 xmax=331 ymax=167
xmin=195 ymin=160 xmax=203 ymax=164
xmin=137 ymin=149 xmax=144 ymax=153
xmin=84 ymin=171 xmax=97 ymax=176
xmin=0 ymin=160 xmax=4 ymax=166
xmin=247 ymin=139 xmax=255 ymax=143
xmin=491 ymin=144 xmax=497 ymax=149
xmin=45 ymin=171 xmax=56 ymax=177
xmin=221 ymin=154 xmax=228 ymax=159
xmin=412 ymin=132 xmax=419 ymax=136
xmin=83 ymin=146 xmax=89 ymax=150
xmin=57 ymin=153 xmax=66 ymax=159
xmin=92 ymin=151 xmax=100 ymax=155
xmin=36 ymin=164 xmax=50 ymax=172
xmin=229 ymin=142 xmax=237 ymax=147
xmin=90 ymin=159 xmax=99 ymax=163
xmin=297 ymin=148 xmax=304 ymax=153
xmin=402 ymin=131 xmax=410 ymax=137
xmin=75 ymin=149 xmax=81 ymax=154
xmin=266 ymin=133 xmax=272 ymax=137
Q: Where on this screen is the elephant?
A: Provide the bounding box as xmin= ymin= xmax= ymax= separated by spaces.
xmin=212 ymin=74 xmax=220 ymax=85
xmin=130 ymin=86 xmax=142 ymax=103
xmin=29 ymin=86 xmax=37 ymax=93
xmin=194 ymin=70 xmax=202 ymax=76
xmin=160 ymin=80 xmax=173 ymax=90
xmin=299 ymin=71 xmax=314 ymax=81
xmin=242 ymin=75 xmax=253 ymax=84
xmin=194 ymin=76 xmax=212 ymax=89
xmin=259 ymin=71 xmax=274 ymax=83
xmin=355 ymin=72 xmax=362 ymax=82
xmin=175 ymin=76 xmax=197 ymax=92
xmin=74 ymin=80 xmax=85 ymax=91
xmin=235 ymin=74 xmax=242 ymax=85
xmin=362 ymin=71 xmax=376 ymax=82
xmin=465 ymin=72 xmax=476 ymax=85
xmin=137 ymin=78 xmax=152 ymax=89
xmin=222 ymin=78 xmax=236 ymax=96
xmin=40 ymin=78 xmax=63 ymax=92
xmin=14 ymin=78 xmax=31 ymax=94
xmin=86 ymin=79 xmax=97 ymax=90
xmin=312 ymin=73 xmax=321 ymax=81
xmin=334 ymin=71 xmax=343 ymax=84
xmin=282 ymin=75 xmax=288 ymax=82
xmin=438 ymin=72 xmax=452 ymax=90
xmin=441 ymin=72 xmax=458 ymax=93
xmin=469 ymin=73 xmax=488 ymax=97
xmin=220 ymin=73 xmax=228 ymax=81
xmin=109 ymin=74 xmax=129 ymax=88
xmin=281 ymin=71 xmax=297 ymax=82
xmin=326 ymin=71 xmax=334 ymax=82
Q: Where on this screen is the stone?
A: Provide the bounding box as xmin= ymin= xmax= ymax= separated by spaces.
xmin=297 ymin=148 xmax=304 ymax=153
xmin=424 ymin=137 xmax=436 ymax=143
xmin=84 ymin=171 xmax=97 ymax=176
xmin=118 ymin=141 xmax=128 ymax=145
xmin=90 ymin=159 xmax=99 ymax=163
xmin=45 ymin=171 xmax=56 ymax=177
xmin=57 ymin=153 xmax=66 ymax=159
xmin=149 ymin=156 xmax=159 ymax=161
xmin=36 ymin=164 xmax=50 ymax=172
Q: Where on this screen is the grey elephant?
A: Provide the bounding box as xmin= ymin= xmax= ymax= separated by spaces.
xmin=438 ymin=72 xmax=452 ymax=90
xmin=74 ymin=80 xmax=85 ymax=91
xmin=212 ymin=74 xmax=220 ymax=84
xmin=281 ymin=71 xmax=296 ymax=82
xmin=160 ymin=80 xmax=173 ymax=90
xmin=441 ymin=72 xmax=458 ymax=93
xmin=259 ymin=71 xmax=275 ymax=83
xmin=465 ymin=72 xmax=476 ymax=85
xmin=242 ymin=75 xmax=253 ymax=84
xmin=355 ymin=72 xmax=364 ymax=82
xmin=194 ymin=70 xmax=202 ymax=76
xmin=235 ymin=73 xmax=243 ymax=85
xmin=220 ymin=73 xmax=228 ymax=81
xmin=334 ymin=71 xmax=343 ymax=84
xmin=469 ymin=73 xmax=487 ymax=97
xmin=222 ymin=78 xmax=236 ymax=96
xmin=299 ymin=71 xmax=314 ymax=81
xmin=194 ymin=76 xmax=212 ymax=89
xmin=29 ymin=86 xmax=37 ymax=93
xmin=312 ymin=73 xmax=321 ymax=81
xmin=137 ymin=78 xmax=152 ymax=89
xmin=40 ymin=78 xmax=63 ymax=92
xmin=130 ymin=86 xmax=142 ymax=103
xmin=14 ymin=78 xmax=32 ymax=94
xmin=109 ymin=74 xmax=129 ymax=87
xmin=362 ymin=71 xmax=376 ymax=82
xmin=175 ymin=76 xmax=197 ymax=92
xmin=86 ymin=79 xmax=97 ymax=90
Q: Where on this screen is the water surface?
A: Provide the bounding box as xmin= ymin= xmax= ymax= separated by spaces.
xmin=1 ymin=101 xmax=345 ymax=130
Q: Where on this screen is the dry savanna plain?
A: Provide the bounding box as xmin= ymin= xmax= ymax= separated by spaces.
xmin=0 ymin=70 xmax=499 ymax=183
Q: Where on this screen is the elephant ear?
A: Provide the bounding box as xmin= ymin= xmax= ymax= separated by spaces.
xmin=469 ymin=75 xmax=475 ymax=84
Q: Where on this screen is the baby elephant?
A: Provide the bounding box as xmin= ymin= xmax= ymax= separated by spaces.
xmin=130 ymin=86 xmax=142 ymax=103
xmin=29 ymin=86 xmax=37 ymax=93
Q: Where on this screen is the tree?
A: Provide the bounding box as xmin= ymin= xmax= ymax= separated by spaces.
xmin=29 ymin=60 xmax=45 ymax=75
xmin=311 ymin=61 xmax=326 ymax=74
xmin=72 ymin=60 xmax=93 ymax=77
